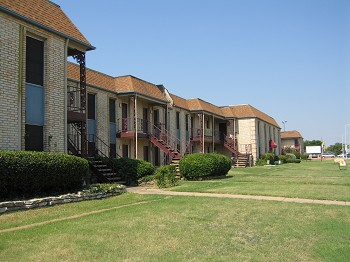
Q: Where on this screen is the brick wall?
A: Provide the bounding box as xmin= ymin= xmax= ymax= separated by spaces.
xmin=1 ymin=12 xmax=68 ymax=153
xmin=0 ymin=13 xmax=21 ymax=150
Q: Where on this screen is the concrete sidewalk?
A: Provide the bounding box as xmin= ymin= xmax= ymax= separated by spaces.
xmin=127 ymin=187 xmax=350 ymax=206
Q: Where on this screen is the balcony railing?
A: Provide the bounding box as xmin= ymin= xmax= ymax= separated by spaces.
xmin=117 ymin=118 xmax=150 ymax=133
xmin=67 ymin=84 xmax=84 ymax=112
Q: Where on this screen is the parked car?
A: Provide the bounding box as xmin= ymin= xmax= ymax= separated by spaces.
xmin=337 ymin=153 xmax=350 ymax=158
xmin=321 ymin=152 xmax=335 ymax=158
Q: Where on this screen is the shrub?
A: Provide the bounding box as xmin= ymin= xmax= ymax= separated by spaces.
xmin=154 ymin=165 xmax=178 ymax=188
xmin=108 ymin=158 xmax=155 ymax=185
xmin=278 ymin=155 xmax=287 ymax=163
xmin=179 ymin=153 xmax=231 ymax=180
xmin=294 ymin=152 xmax=301 ymax=159
xmin=301 ymin=153 xmax=309 ymax=160
xmin=286 ymin=153 xmax=297 ymax=160
xmin=286 ymin=159 xmax=301 ymax=164
xmin=0 ymin=150 xmax=88 ymax=200
xmin=255 ymin=159 xmax=267 ymax=166
xmin=261 ymin=153 xmax=275 ymax=164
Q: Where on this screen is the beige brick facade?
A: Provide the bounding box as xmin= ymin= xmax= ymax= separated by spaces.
xmin=0 ymin=12 xmax=67 ymax=153
xmin=0 ymin=13 xmax=20 ymax=150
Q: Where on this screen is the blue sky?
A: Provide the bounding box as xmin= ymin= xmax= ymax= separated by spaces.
xmin=55 ymin=0 xmax=350 ymax=146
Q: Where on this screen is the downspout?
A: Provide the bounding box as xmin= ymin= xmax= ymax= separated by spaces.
xmin=18 ymin=25 xmax=24 ymax=150
xmin=63 ymin=38 xmax=69 ymax=153
xmin=135 ymin=95 xmax=138 ymax=159
xmin=202 ymin=113 xmax=205 ymax=153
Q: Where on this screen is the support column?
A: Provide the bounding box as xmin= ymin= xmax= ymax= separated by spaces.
xmin=73 ymin=51 xmax=87 ymax=157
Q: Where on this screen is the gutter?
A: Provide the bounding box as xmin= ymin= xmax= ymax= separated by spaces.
xmin=0 ymin=6 xmax=96 ymax=51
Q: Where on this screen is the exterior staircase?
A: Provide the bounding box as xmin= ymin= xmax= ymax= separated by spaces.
xmin=222 ymin=134 xmax=251 ymax=168
xmin=68 ymin=124 xmax=124 ymax=184
xmin=149 ymin=124 xmax=182 ymax=160
xmin=234 ymin=154 xmax=250 ymax=168
xmin=87 ymin=156 xmax=125 ymax=184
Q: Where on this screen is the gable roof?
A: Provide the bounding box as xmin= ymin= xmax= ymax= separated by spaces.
xmin=0 ymin=0 xmax=94 ymax=50
xmin=169 ymin=93 xmax=190 ymax=110
xmin=114 ymin=76 xmax=167 ymax=103
xmin=281 ymin=130 xmax=303 ymax=139
xmin=187 ymin=98 xmax=225 ymax=118
xmin=225 ymin=104 xmax=280 ymax=128
xmin=68 ymin=63 xmax=167 ymax=103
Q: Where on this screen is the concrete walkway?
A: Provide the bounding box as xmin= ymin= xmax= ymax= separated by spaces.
xmin=127 ymin=187 xmax=350 ymax=207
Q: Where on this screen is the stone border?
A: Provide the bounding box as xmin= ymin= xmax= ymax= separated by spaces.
xmin=0 ymin=186 xmax=126 ymax=215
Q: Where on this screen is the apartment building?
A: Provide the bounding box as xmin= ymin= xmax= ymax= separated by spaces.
xmin=1 ymin=1 xmax=281 ymax=176
xmin=0 ymin=0 xmax=94 ymax=155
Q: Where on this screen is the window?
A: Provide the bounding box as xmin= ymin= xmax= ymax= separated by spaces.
xmin=176 ymin=112 xmax=180 ymax=129
xmin=109 ymin=99 xmax=116 ymax=123
xmin=25 ymin=36 xmax=44 ymax=151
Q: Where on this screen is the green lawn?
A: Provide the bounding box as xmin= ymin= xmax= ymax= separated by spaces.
xmin=172 ymin=160 xmax=350 ymax=201
xmin=1 ymin=160 xmax=350 ymax=261
xmin=0 ymin=193 xmax=350 ymax=261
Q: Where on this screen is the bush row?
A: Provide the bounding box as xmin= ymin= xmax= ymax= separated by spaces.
xmin=0 ymin=151 xmax=88 ymax=200
xmin=179 ymin=153 xmax=231 ymax=180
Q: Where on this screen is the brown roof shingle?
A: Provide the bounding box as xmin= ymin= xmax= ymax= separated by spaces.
xmin=68 ymin=62 xmax=115 ymax=91
xmin=0 ymin=0 xmax=93 ymax=49
xmin=114 ymin=76 xmax=167 ymax=102
xmin=187 ymin=98 xmax=225 ymax=118
xmin=170 ymin=93 xmax=189 ymax=110
xmin=225 ymin=104 xmax=280 ymax=128
xmin=281 ymin=130 xmax=303 ymax=139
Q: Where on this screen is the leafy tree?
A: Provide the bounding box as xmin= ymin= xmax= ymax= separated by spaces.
xmin=304 ymin=140 xmax=322 ymax=147
xmin=326 ymin=143 xmax=343 ymax=155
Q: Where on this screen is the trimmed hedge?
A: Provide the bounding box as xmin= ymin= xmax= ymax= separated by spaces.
xmin=0 ymin=151 xmax=88 ymax=200
xmin=108 ymin=158 xmax=155 ymax=185
xmin=179 ymin=153 xmax=231 ymax=180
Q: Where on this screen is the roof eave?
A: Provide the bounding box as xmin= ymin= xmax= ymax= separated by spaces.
xmin=117 ymin=91 xmax=168 ymax=105
xmin=0 ymin=6 xmax=95 ymax=51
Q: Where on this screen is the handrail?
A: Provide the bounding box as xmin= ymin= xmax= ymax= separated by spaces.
xmin=69 ymin=123 xmax=121 ymax=159
xmin=151 ymin=123 xmax=181 ymax=151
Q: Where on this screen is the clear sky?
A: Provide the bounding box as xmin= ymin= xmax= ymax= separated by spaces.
xmin=55 ymin=0 xmax=350 ymax=146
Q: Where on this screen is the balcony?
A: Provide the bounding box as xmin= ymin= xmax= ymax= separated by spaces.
xmin=67 ymin=84 xmax=85 ymax=123
xmin=116 ymin=118 xmax=150 ymax=139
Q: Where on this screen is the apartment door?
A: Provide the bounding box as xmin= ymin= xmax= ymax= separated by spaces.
xmin=154 ymin=147 xmax=160 ymax=166
xmin=122 ymin=144 xmax=129 ymax=158
xmin=143 ymin=108 xmax=148 ymax=133
xmin=109 ymin=99 xmax=117 ymax=158
xmin=153 ymin=109 xmax=159 ymax=138
xmin=219 ymin=123 xmax=227 ymax=141
xmin=122 ymin=103 xmax=128 ymax=132
xmin=87 ymin=93 xmax=96 ymax=156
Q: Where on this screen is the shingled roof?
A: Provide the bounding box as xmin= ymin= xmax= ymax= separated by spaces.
xmin=281 ymin=130 xmax=303 ymax=139
xmin=187 ymin=98 xmax=225 ymax=118
xmin=68 ymin=63 xmax=167 ymax=103
xmin=224 ymin=104 xmax=280 ymax=128
xmin=0 ymin=0 xmax=94 ymax=50
xmin=169 ymin=93 xmax=190 ymax=110
xmin=68 ymin=62 xmax=115 ymax=91
xmin=114 ymin=76 xmax=167 ymax=103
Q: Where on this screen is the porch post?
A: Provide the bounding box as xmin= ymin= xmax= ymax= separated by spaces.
xmin=202 ymin=113 xmax=205 ymax=153
xmin=212 ymin=114 xmax=214 ymax=152
xmin=73 ymin=51 xmax=87 ymax=157
xmin=134 ymin=95 xmax=138 ymax=159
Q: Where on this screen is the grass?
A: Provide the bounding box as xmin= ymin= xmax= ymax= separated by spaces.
xmin=1 ymin=160 xmax=349 ymax=261
xmin=171 ymin=160 xmax=350 ymax=201
xmin=0 ymin=193 xmax=349 ymax=261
